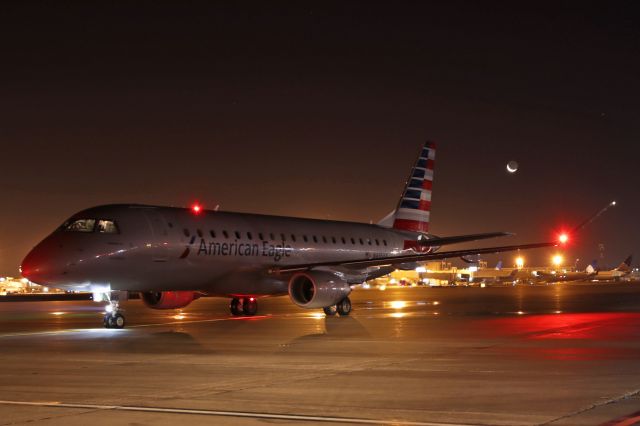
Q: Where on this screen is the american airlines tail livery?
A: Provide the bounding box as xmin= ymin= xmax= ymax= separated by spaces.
xmin=21 ymin=142 xmax=555 ymax=328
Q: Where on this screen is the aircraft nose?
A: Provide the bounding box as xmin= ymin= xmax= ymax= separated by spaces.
xmin=21 ymin=247 xmax=42 ymax=283
xmin=21 ymin=240 xmax=55 ymax=284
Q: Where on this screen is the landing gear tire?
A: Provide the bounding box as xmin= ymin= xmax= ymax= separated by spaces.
xmin=104 ymin=312 xmax=125 ymax=329
xmin=112 ymin=313 xmax=125 ymax=329
xmin=230 ymin=298 xmax=243 ymax=316
xmin=103 ymin=314 xmax=112 ymax=328
xmin=336 ymin=297 xmax=352 ymax=316
xmin=242 ymin=297 xmax=258 ymax=316
xmin=323 ymin=305 xmax=338 ymax=316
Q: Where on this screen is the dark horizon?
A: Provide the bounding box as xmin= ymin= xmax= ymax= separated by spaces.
xmin=1 ymin=2 xmax=639 ymax=275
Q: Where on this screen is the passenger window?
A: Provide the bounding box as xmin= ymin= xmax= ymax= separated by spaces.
xmin=341 ymin=237 xmax=346 ymax=244
xmin=383 ymin=240 xmax=387 ymax=246
xmin=332 ymin=236 xmax=336 ymax=244
xmin=258 ymin=233 xmax=264 ymax=240
xmin=183 ymin=229 xmax=190 ymax=237
xmin=223 ymin=230 xmax=229 ymax=239
xmin=322 ymin=236 xmax=327 ymax=243
xmin=280 ymin=233 xmax=286 ymax=241
xmin=247 ymin=232 xmax=253 ymax=240
xmin=210 ymin=230 xmax=216 ymax=238
xmin=65 ymin=219 xmax=96 ymax=233
xmin=97 ymin=220 xmax=118 ymax=234
xmin=359 ymin=238 xmax=364 ymax=245
xmin=313 ymin=236 xmax=318 ymax=243
xmin=235 ymin=231 xmax=241 ymax=239
xmin=367 ymin=238 xmax=372 ymax=245
xmin=197 ymin=229 xmax=203 ymax=238
xmin=375 ymin=239 xmax=379 ymax=246
xmin=291 ymin=234 xmax=296 ymax=242
xmin=303 ymin=235 xmax=308 ymax=242
xmin=350 ymin=238 xmax=355 ymax=245
xmin=270 ymin=233 xmax=275 ymax=240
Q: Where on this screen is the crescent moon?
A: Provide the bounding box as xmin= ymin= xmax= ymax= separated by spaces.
xmin=506 ymin=164 xmax=517 ymax=173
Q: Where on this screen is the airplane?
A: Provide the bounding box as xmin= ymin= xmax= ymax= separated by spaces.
xmin=589 ymin=255 xmax=633 ymax=281
xmin=467 ymin=261 xmax=521 ymax=285
xmin=21 ymin=141 xmax=557 ymax=328
xmin=533 ymin=261 xmax=598 ymax=282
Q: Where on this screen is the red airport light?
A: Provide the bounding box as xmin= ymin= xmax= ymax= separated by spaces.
xmin=558 ymin=233 xmax=569 ymax=245
xmin=191 ymin=203 xmax=203 ymax=214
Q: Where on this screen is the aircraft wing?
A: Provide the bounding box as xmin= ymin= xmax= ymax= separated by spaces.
xmin=270 ymin=241 xmax=557 ymax=274
xmin=419 ymin=232 xmax=513 ymax=246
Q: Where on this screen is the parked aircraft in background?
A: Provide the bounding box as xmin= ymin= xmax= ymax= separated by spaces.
xmin=533 ymin=256 xmax=632 ymax=283
xmin=21 ymin=141 xmax=556 ymax=328
xmin=533 ymin=262 xmax=598 ymax=282
xmin=468 ymin=261 xmax=520 ymax=285
xmin=590 ymin=256 xmax=633 ymax=281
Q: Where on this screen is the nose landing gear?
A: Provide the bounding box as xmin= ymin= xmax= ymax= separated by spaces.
xmin=104 ymin=308 xmax=125 ymax=329
xmin=95 ymin=290 xmax=128 ymax=329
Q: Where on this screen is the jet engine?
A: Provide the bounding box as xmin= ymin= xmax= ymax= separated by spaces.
xmin=288 ymin=271 xmax=351 ymax=309
xmin=140 ymin=291 xmax=199 ymax=309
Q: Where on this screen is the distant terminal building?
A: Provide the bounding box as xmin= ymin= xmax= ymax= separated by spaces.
xmin=0 ymin=277 xmax=59 ymax=295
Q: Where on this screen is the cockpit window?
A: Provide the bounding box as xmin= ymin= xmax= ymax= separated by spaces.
xmin=64 ymin=219 xmax=96 ymax=233
xmin=97 ymin=220 xmax=119 ymax=234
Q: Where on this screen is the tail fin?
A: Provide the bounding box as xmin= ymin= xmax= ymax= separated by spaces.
xmin=616 ymin=255 xmax=633 ymax=272
xmin=495 ymin=260 xmax=503 ymax=270
xmin=388 ymin=141 xmax=436 ymax=233
xmin=586 ymin=264 xmax=595 ymax=274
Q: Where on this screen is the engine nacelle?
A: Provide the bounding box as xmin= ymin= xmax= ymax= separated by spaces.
xmin=140 ymin=291 xmax=198 ymax=309
xmin=288 ymin=271 xmax=351 ymax=309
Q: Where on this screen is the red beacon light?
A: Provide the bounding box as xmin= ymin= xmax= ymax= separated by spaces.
xmin=191 ymin=203 xmax=203 ymax=214
xmin=558 ymin=233 xmax=569 ymax=245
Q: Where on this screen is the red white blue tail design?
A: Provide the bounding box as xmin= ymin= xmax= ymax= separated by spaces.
xmin=392 ymin=141 xmax=436 ymax=233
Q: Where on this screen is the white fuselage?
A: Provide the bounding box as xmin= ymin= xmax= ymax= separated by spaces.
xmin=22 ymin=204 xmax=428 ymax=296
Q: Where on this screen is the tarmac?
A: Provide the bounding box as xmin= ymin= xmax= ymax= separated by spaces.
xmin=1 ymin=283 xmax=640 ymax=425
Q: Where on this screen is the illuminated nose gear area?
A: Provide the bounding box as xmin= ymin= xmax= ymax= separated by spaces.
xmin=94 ymin=290 xmax=128 ymax=329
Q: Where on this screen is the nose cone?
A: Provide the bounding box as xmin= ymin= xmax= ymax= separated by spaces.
xmin=21 ymin=247 xmax=42 ymax=284
xmin=21 ymin=239 xmax=57 ymax=285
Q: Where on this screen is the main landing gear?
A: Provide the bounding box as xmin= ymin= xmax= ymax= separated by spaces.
xmin=230 ymin=297 xmax=258 ymax=316
xmin=323 ymin=297 xmax=352 ymax=316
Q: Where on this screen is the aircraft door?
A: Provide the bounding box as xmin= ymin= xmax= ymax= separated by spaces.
xmin=144 ymin=210 xmax=169 ymax=262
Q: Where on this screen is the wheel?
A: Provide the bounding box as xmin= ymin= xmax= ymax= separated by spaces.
xmin=323 ymin=305 xmax=338 ymax=316
xmin=230 ymin=298 xmax=243 ymax=316
xmin=111 ymin=313 xmax=125 ymax=329
xmin=336 ymin=297 xmax=352 ymax=316
xmin=242 ymin=297 xmax=258 ymax=316
xmin=103 ymin=313 xmax=112 ymax=328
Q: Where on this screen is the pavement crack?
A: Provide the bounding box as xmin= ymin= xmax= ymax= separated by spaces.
xmin=538 ymin=388 xmax=640 ymax=425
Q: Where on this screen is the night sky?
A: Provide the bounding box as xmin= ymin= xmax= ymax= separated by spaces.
xmin=1 ymin=2 xmax=639 ymax=276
